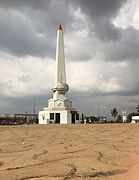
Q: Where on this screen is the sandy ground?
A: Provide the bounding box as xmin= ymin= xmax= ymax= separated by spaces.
xmin=0 ymin=124 xmax=139 ymax=180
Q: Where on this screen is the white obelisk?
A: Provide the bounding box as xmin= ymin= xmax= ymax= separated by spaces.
xmin=56 ymin=24 xmax=66 ymax=84
xmin=52 ymin=24 xmax=69 ymax=101
xmin=39 ymin=24 xmax=80 ymax=124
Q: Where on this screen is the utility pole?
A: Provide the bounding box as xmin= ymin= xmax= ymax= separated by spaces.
xmin=33 ymin=102 xmax=36 ymax=114
xmin=98 ymin=103 xmax=100 ymax=121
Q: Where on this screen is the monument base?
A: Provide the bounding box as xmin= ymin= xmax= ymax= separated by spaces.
xmin=39 ymin=108 xmax=80 ymax=124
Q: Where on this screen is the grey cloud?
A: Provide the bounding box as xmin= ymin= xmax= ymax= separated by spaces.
xmin=0 ymin=0 xmax=51 ymax=10
xmin=0 ymin=0 xmax=74 ymax=58
xmin=73 ymin=0 xmax=126 ymax=18
xmin=0 ymin=8 xmax=54 ymax=57
xmin=68 ymin=0 xmax=139 ymax=63
xmin=70 ymin=91 xmax=138 ymax=118
xmin=0 ymin=0 xmax=135 ymax=61
xmin=0 ymin=78 xmax=138 ymax=118
xmin=72 ymin=0 xmax=127 ymax=40
xmin=100 ymin=27 xmax=139 ymax=61
xmin=0 ymin=93 xmax=50 ymax=114
xmin=120 ymin=27 xmax=139 ymax=60
xmin=93 ymin=18 xmax=120 ymax=41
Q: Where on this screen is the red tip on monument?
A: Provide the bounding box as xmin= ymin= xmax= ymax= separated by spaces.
xmin=59 ymin=24 xmax=62 ymax=30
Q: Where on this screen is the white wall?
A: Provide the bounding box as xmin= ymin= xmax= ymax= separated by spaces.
xmin=39 ymin=109 xmax=80 ymax=124
xmin=39 ymin=110 xmax=72 ymax=124
xmin=132 ymin=116 xmax=139 ymax=120
xmin=39 ymin=111 xmax=49 ymax=124
xmin=131 ymin=116 xmax=139 ymax=123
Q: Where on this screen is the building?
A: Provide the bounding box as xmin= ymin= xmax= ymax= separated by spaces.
xmin=99 ymin=116 xmax=107 ymax=123
xmin=39 ymin=24 xmax=80 ymax=124
xmin=131 ymin=116 xmax=139 ymax=123
xmin=0 ymin=114 xmax=38 ymax=125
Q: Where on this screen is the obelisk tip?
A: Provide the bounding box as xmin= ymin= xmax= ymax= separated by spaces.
xmin=58 ymin=24 xmax=62 ymax=30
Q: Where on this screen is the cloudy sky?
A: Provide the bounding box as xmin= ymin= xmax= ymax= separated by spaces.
xmin=0 ymin=0 xmax=139 ymax=118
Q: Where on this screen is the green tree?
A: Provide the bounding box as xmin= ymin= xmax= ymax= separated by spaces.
xmin=81 ymin=113 xmax=85 ymax=123
xmin=84 ymin=116 xmax=99 ymax=123
xmin=111 ymin=108 xmax=118 ymax=121
xmin=116 ymin=115 xmax=122 ymax=123
xmin=90 ymin=116 xmax=99 ymax=123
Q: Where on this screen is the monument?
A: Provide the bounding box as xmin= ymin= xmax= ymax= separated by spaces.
xmin=122 ymin=110 xmax=127 ymax=123
xmin=39 ymin=24 xmax=80 ymax=124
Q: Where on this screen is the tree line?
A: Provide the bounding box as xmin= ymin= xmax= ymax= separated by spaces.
xmin=111 ymin=105 xmax=139 ymax=123
xmin=80 ymin=105 xmax=139 ymax=123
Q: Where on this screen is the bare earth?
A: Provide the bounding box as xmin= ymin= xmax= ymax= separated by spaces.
xmin=0 ymin=124 xmax=139 ymax=180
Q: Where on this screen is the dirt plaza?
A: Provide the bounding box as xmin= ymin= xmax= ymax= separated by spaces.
xmin=0 ymin=124 xmax=139 ymax=180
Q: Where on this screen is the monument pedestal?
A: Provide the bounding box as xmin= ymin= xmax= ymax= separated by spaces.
xmin=39 ymin=99 xmax=79 ymax=124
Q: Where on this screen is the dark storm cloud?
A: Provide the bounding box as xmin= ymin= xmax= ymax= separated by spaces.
xmin=119 ymin=27 xmax=139 ymax=61
xmin=70 ymin=0 xmax=139 ymax=63
xmin=0 ymin=0 xmax=51 ymax=10
xmin=72 ymin=0 xmax=127 ymax=40
xmin=74 ymin=0 xmax=139 ymax=64
xmin=0 ymin=0 xmax=131 ymax=59
xmin=93 ymin=18 xmax=120 ymax=41
xmin=74 ymin=0 xmax=126 ymax=17
xmin=0 ymin=93 xmax=51 ymax=114
xmin=101 ymin=27 xmax=139 ymax=61
xmin=0 ymin=0 xmax=73 ymax=58
xmin=70 ymin=91 xmax=138 ymax=118
xmin=0 ymin=9 xmax=53 ymax=57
